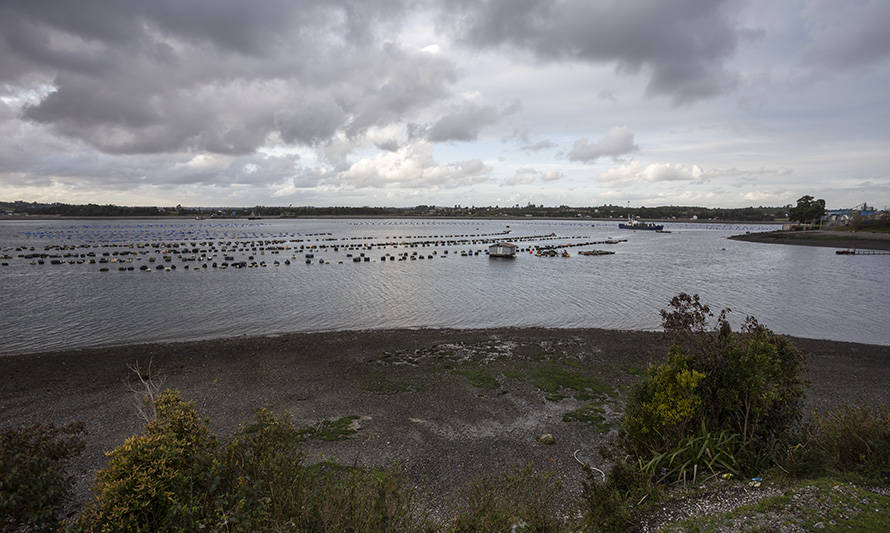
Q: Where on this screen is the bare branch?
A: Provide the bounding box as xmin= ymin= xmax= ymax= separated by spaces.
xmin=125 ymin=358 xmax=165 ymax=424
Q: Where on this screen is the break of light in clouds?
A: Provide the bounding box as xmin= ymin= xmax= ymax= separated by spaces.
xmin=0 ymin=0 xmax=888 ymax=208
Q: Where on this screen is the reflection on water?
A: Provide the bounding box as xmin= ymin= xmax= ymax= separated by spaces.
xmin=1 ymin=217 xmax=887 ymax=354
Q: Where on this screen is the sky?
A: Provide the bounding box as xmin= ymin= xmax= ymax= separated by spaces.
xmin=0 ymin=0 xmax=888 ymax=209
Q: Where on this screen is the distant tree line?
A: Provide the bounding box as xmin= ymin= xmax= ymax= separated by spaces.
xmin=1 ymin=200 xmax=790 ymax=221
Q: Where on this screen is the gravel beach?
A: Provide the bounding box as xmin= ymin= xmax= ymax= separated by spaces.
xmin=2 ymin=327 xmax=888 ymax=520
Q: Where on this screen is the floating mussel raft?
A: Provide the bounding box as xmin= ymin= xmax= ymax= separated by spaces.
xmin=1 ymin=222 xmax=629 ymax=272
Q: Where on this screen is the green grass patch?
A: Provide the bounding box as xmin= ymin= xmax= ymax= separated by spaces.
xmin=361 ymin=372 xmax=417 ymax=394
xmin=618 ymin=363 xmax=645 ymax=377
xmin=502 ymin=368 xmax=524 ymax=380
xmin=562 ymin=403 xmax=612 ymax=431
xmin=454 ymin=368 xmax=500 ymax=390
xmin=560 ymin=358 xmax=584 ymax=369
xmin=533 ymin=363 xmax=612 ymax=400
xmin=296 ymin=415 xmax=360 ymax=442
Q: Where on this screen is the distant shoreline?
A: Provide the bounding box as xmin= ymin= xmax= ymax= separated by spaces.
xmin=1 ymin=214 xmax=781 ymax=224
xmin=729 ymin=229 xmax=890 ymax=250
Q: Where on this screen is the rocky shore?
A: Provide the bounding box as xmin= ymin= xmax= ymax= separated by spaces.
xmin=2 ymin=327 xmax=889 ymax=521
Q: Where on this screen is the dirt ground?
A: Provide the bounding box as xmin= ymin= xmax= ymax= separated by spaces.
xmin=2 ymin=327 xmax=889 ymax=520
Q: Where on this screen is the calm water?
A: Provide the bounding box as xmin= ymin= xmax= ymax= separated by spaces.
xmin=1 ymin=217 xmax=887 ymax=355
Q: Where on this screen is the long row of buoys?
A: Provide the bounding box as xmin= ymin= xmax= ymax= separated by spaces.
xmin=3 ymin=243 xmax=624 ymax=271
xmin=8 ymin=232 xmax=583 ymax=257
xmin=2 ymin=227 xmax=631 ymax=271
xmin=532 ymin=238 xmax=627 ymax=252
xmin=20 ymin=225 xmax=511 ymax=244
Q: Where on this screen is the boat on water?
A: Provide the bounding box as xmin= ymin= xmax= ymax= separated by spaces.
xmin=488 ymin=242 xmax=517 ymax=258
xmin=618 ymin=216 xmax=663 ymax=231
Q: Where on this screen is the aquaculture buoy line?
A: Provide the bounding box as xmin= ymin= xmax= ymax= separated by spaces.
xmin=2 ymin=224 xmax=630 ymax=272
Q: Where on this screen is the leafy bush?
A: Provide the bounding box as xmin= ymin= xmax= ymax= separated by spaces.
xmin=623 ymin=294 xmax=806 ymax=472
xmin=695 ymin=317 xmax=806 ymax=453
xmin=298 ymin=462 xmax=420 ymax=532
xmin=219 ymin=409 xmax=420 ymax=531
xmin=451 ymin=466 xmax=565 ymax=532
xmin=0 ymin=422 xmax=84 ymax=531
xmin=621 ymin=347 xmax=705 ymax=456
xmin=76 ymin=390 xmax=220 ymax=531
xmin=581 ymin=458 xmax=653 ymax=533
xmin=582 ymin=294 xmax=808 ymax=528
xmin=810 ymin=403 xmax=890 ymax=483
xmin=639 ymin=423 xmax=741 ymax=484
xmin=773 ymin=428 xmax=827 ymax=479
xmin=76 ymin=393 xmax=422 ymax=532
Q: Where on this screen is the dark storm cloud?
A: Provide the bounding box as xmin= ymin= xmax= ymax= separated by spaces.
xmin=0 ymin=0 xmax=455 ymax=155
xmin=443 ymin=0 xmax=741 ymax=104
xmin=803 ymin=1 xmax=890 ymax=71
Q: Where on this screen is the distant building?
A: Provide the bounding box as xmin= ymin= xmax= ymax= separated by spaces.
xmin=823 ymin=209 xmax=852 ymax=225
xmin=823 ymin=206 xmax=879 ymax=226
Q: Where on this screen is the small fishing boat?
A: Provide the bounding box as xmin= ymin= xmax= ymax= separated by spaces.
xmin=618 ymin=215 xmax=663 ymax=231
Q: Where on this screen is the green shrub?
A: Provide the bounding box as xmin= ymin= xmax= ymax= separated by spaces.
xmin=451 ymin=466 xmax=565 ymax=532
xmin=586 ymin=294 xmax=808 ymax=527
xmin=0 ymin=422 xmax=84 ymax=531
xmin=76 ymin=394 xmax=422 ymax=531
xmin=624 ymin=294 xmax=806 ymax=470
xmin=76 ymin=390 xmax=220 ymax=531
xmin=621 ymin=347 xmax=705 ymax=457
xmin=581 ymin=458 xmax=653 ymax=533
xmin=214 ymin=408 xmax=310 ymax=529
xmin=773 ymin=428 xmax=827 ymax=479
xmin=219 ymin=410 xmax=420 ymax=531
xmin=299 ymin=462 xmax=421 ymax=532
xmin=639 ymin=423 xmax=741 ymax=485
xmin=811 ymin=403 xmax=890 ymax=483
xmin=694 ymin=317 xmax=806 ymax=453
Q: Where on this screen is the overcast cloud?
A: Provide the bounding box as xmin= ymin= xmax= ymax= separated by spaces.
xmin=568 ymin=127 xmax=639 ymax=163
xmin=0 ymin=0 xmax=888 ymax=208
